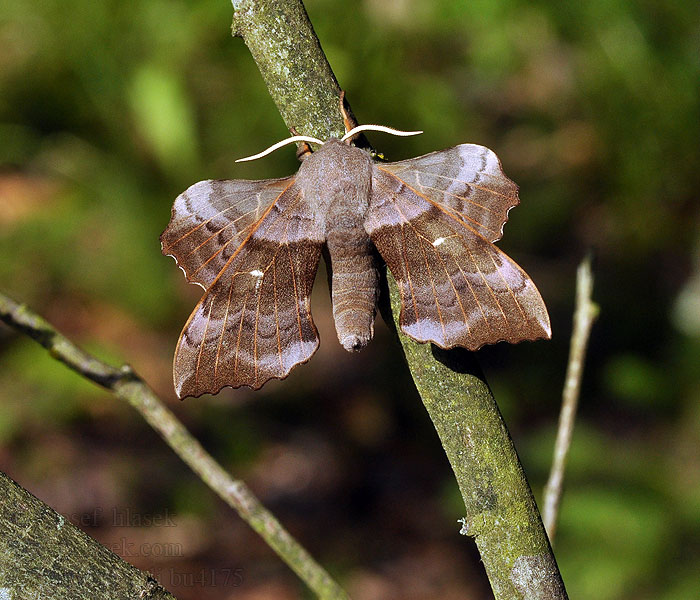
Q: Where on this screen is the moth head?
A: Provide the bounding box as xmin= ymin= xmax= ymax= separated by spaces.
xmin=235 ymin=126 xmax=423 ymax=163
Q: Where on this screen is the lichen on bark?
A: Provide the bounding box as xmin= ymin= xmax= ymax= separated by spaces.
xmin=0 ymin=470 xmax=176 ymax=600
xmin=232 ymin=0 xmax=345 ymax=142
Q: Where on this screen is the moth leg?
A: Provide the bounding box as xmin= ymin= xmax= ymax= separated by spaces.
xmin=289 ymin=126 xmax=314 ymax=161
xmin=339 ymin=90 xmax=359 ymax=135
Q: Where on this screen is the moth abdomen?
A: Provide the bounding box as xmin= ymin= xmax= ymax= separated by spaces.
xmin=326 ymin=230 xmax=379 ymax=352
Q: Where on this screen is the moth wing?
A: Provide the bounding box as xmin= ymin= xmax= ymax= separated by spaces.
xmin=368 ymin=165 xmax=550 ymax=350
xmin=172 ymin=181 xmax=323 ymax=397
xmin=161 ymin=176 xmax=295 ymax=289
xmin=379 ymin=144 xmax=518 ymax=242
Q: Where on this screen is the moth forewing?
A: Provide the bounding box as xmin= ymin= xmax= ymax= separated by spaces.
xmin=160 ymin=177 xmax=296 ymax=290
xmin=377 ymin=144 xmax=520 ymax=243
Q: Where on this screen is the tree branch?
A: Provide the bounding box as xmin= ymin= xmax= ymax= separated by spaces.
xmin=0 ymin=470 xmax=177 ymax=600
xmin=0 ymin=291 xmax=349 ymax=600
xmin=543 ymin=256 xmax=598 ymax=541
xmin=231 ymin=0 xmax=344 ymax=141
xmin=387 ymin=275 xmax=568 ymax=599
xmin=231 ymin=0 xmax=568 ymax=597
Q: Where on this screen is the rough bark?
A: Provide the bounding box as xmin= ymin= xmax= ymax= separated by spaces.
xmin=0 ymin=470 xmax=176 ymax=600
xmin=231 ymin=0 xmax=345 ymax=142
xmin=387 ymin=274 xmax=567 ymax=599
xmin=232 ymin=1 xmax=569 ymax=597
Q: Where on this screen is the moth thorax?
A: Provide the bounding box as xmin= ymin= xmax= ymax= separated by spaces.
xmin=327 ymin=164 xmax=373 ymax=230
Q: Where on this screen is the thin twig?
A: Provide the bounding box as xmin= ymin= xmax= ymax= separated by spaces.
xmin=543 ymin=256 xmax=599 ymax=541
xmin=0 ymin=291 xmax=349 ymax=600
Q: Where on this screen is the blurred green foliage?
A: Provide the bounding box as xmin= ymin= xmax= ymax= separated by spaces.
xmin=1 ymin=1 xmax=699 ymax=598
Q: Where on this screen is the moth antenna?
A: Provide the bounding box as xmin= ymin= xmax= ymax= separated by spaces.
xmin=236 ymin=135 xmax=325 ymax=163
xmin=341 ymin=125 xmax=423 ymax=143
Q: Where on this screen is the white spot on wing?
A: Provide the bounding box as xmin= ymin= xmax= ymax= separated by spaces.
xmin=250 ymin=269 xmax=264 ymax=293
xmin=433 ymin=237 xmax=446 ymax=247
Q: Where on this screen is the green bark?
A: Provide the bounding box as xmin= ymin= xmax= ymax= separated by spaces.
xmin=0 ymin=470 xmax=176 ymax=600
xmin=232 ymin=0 xmax=345 ymax=142
xmin=232 ymin=1 xmax=568 ymax=597
xmin=387 ymin=274 xmax=567 ymax=599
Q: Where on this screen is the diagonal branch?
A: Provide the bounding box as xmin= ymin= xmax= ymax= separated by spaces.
xmin=0 ymin=291 xmax=349 ymax=600
xmin=232 ymin=0 xmax=569 ymax=597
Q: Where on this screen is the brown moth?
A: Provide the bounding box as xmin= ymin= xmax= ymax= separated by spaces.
xmin=161 ymin=125 xmax=551 ymax=398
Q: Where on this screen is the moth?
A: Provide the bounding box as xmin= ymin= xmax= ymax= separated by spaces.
xmin=162 ymin=123 xmax=551 ymax=398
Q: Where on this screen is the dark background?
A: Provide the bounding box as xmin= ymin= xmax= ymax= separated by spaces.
xmin=1 ymin=1 xmax=699 ymax=598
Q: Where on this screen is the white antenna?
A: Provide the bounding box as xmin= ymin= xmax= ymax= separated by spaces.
xmin=235 ymin=135 xmax=325 ymax=163
xmin=341 ymin=124 xmax=423 ymax=142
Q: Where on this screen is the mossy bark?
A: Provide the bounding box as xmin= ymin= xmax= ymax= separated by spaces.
xmin=232 ymin=0 xmax=345 ymax=142
xmin=232 ymin=1 xmax=568 ymax=598
xmin=0 ymin=470 xmax=176 ymax=600
xmin=387 ymin=274 xmax=567 ymax=599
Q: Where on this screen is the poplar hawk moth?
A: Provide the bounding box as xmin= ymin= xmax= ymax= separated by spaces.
xmin=161 ymin=123 xmax=551 ymax=398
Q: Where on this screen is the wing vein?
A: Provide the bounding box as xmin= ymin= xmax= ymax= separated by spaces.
xmin=400 ymin=169 xmax=514 ymax=200
xmin=253 ymin=274 xmax=263 ymax=385
xmin=395 ymin=202 xmax=446 ymax=341
xmin=272 ymin=256 xmax=284 ymax=375
xmin=233 ymin=290 xmax=249 ymax=380
xmin=182 ymin=208 xmax=267 ymax=260
xmin=431 ymin=240 xmax=471 ymax=336
xmin=195 ymin=294 xmax=216 ymax=396
xmin=287 ymin=242 xmax=304 ymax=343
xmin=488 ymin=248 xmax=528 ymax=322
xmin=466 ymin=244 xmax=509 ymax=328
xmin=376 ymin=166 xmax=494 ymax=238
xmin=165 ymin=185 xmax=285 ymax=249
